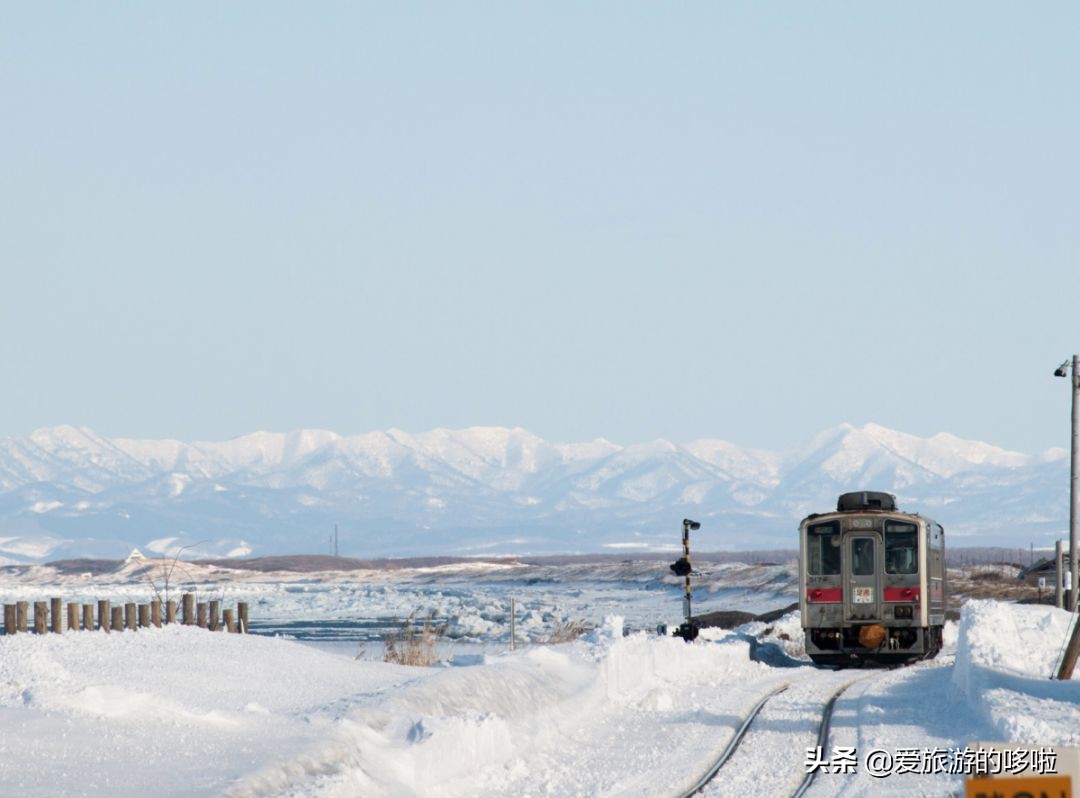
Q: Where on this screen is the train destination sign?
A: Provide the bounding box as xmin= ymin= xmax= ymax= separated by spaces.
xmin=853 ymin=587 xmax=873 ymax=604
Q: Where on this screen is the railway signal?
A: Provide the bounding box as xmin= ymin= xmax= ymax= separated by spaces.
xmin=670 ymin=518 xmax=701 ymax=642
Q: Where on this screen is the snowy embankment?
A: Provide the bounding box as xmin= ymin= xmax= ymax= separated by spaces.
xmin=0 ymin=619 xmax=771 ymax=797
xmin=0 ymin=600 xmax=1076 ymax=797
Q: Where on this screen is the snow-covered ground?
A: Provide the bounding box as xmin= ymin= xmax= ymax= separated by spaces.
xmin=0 ymin=585 xmax=1077 ymax=797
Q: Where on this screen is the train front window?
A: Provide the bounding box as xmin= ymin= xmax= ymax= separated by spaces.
xmin=885 ymin=523 xmax=918 ymax=574
xmin=807 ymin=522 xmax=841 ymax=575
xmin=851 ymin=538 xmax=875 ymax=575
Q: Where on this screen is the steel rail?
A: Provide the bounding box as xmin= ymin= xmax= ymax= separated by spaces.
xmin=678 ymin=673 xmax=877 ymax=798
xmin=790 ymin=678 xmax=868 ymax=798
xmin=676 ymin=683 xmax=790 ymax=798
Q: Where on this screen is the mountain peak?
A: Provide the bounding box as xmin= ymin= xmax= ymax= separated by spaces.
xmin=28 ymin=424 xmax=104 ymax=449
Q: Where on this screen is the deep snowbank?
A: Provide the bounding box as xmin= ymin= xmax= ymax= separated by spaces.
xmin=952 ymin=600 xmax=1080 ymax=744
xmin=0 ymin=626 xmax=427 ymax=797
xmin=0 ymin=618 xmax=768 ymax=797
xmin=227 ymin=620 xmax=768 ymax=797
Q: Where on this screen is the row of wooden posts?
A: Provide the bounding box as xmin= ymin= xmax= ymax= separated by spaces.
xmin=2 ymin=594 xmax=249 ymax=635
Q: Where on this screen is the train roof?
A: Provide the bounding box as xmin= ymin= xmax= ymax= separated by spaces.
xmin=799 ymin=491 xmax=939 ymax=527
xmin=799 ymin=508 xmax=935 ymax=525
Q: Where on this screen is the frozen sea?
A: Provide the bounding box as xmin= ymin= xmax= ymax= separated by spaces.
xmin=0 ymin=556 xmax=800 ymax=646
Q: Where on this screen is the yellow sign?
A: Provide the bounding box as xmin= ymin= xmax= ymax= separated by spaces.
xmin=965 ymin=775 xmax=1072 ymax=798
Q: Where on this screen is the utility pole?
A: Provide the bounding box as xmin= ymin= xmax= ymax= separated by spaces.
xmin=1073 ymin=354 xmax=1078 ymax=612
xmin=1054 ymin=355 xmax=1079 ymax=612
xmin=1054 ymin=355 xmax=1080 ymax=679
xmin=334 ymin=523 xmax=339 ymax=558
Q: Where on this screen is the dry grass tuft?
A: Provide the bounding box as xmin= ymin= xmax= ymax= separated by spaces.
xmin=970 ymin=568 xmax=1006 ymax=582
xmin=545 ymin=619 xmax=588 ymax=644
xmin=383 ymin=611 xmax=447 ymax=666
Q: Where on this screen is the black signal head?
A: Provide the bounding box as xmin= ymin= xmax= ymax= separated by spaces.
xmin=670 ymin=557 xmax=692 ymax=577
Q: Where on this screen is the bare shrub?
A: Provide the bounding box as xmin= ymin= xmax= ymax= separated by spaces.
xmin=545 ymin=619 xmax=588 ymax=644
xmin=141 ymin=540 xmax=207 ymax=605
xmin=383 ymin=611 xmax=447 ymax=666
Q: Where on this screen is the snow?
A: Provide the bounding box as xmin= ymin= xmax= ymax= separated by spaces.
xmin=168 ymin=473 xmax=190 ymax=497
xmin=0 ymin=626 xmax=424 ymax=797
xmin=0 ymin=565 xmax=1077 ymax=797
xmin=952 ymin=600 xmax=1080 ymax=746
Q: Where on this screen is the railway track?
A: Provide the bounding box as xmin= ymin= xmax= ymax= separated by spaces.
xmin=678 ymin=672 xmax=875 ymax=798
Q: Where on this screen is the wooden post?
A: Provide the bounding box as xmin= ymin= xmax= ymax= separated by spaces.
xmin=166 ymin=600 xmax=177 ymax=625
xmin=182 ymin=593 xmax=194 ymax=625
xmin=4 ymin=605 xmax=15 ymax=635
xmin=67 ymin=602 xmax=79 ymax=631
xmin=223 ymin=608 xmax=235 ymax=633
xmin=125 ymin=603 xmax=136 ymax=631
xmin=151 ymin=600 xmax=161 ymax=628
xmin=208 ymin=600 xmax=220 ymax=631
xmin=16 ymin=601 xmax=28 ymax=633
xmin=510 ymin=597 xmax=516 ymax=651
xmin=237 ymin=602 xmax=249 ymax=634
xmin=138 ymin=604 xmax=150 ymax=628
xmin=33 ymin=601 xmax=48 ymax=634
xmin=82 ymin=604 xmax=93 ymax=632
xmin=111 ymin=606 xmax=124 ymax=632
xmin=51 ymin=597 xmax=63 ymax=634
xmin=99 ymin=600 xmax=111 ymax=632
xmin=196 ymin=602 xmax=207 ymax=628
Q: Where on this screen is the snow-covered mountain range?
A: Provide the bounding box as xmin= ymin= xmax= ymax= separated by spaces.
xmin=0 ymin=423 xmax=1068 ymax=562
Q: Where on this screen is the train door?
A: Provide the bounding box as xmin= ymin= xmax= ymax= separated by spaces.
xmin=845 ymin=534 xmax=881 ymax=621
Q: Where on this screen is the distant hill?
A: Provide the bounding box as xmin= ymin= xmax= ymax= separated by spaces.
xmin=0 ymin=423 xmax=1069 ymax=562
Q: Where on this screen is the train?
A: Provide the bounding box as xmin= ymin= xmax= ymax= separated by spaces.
xmin=799 ymin=491 xmax=946 ymax=666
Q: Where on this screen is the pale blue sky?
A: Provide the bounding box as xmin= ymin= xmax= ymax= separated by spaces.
xmin=1 ymin=3 xmax=1078 ymax=453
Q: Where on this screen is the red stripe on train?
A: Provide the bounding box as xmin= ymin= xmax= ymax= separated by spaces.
xmin=884 ymin=587 xmax=920 ymax=602
xmin=806 ymin=588 xmax=842 ymax=603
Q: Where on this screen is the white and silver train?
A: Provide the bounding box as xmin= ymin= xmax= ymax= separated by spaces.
xmin=799 ymin=491 xmax=946 ymax=666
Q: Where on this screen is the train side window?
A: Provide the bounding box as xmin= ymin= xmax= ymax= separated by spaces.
xmin=885 ymin=522 xmax=918 ymax=574
xmin=807 ymin=522 xmax=841 ymax=575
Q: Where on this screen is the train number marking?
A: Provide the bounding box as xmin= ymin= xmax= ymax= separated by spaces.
xmin=853 ymin=587 xmax=874 ymax=604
